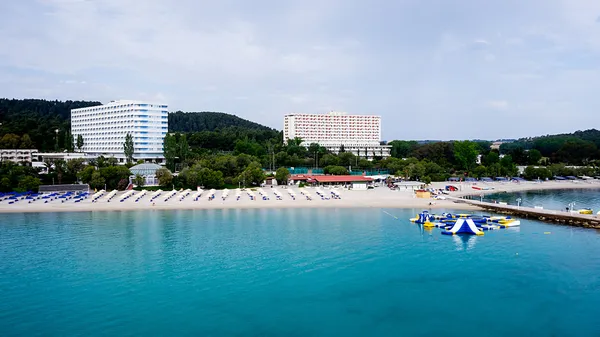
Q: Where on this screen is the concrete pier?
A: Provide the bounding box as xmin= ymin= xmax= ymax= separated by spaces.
xmin=451 ymin=198 xmax=600 ymax=229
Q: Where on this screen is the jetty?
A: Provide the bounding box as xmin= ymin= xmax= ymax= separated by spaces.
xmin=452 ymin=198 xmax=600 ymax=229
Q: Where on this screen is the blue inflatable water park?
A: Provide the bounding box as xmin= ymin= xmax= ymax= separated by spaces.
xmin=409 ymin=211 xmax=520 ymax=236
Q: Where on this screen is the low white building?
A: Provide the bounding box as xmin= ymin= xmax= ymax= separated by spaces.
xmin=0 ymin=149 xmax=39 ymax=163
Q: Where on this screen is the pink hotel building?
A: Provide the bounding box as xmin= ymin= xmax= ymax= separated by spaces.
xmin=283 ymin=112 xmax=391 ymax=159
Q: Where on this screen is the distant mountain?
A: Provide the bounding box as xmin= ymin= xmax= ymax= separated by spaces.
xmin=0 ymin=98 xmax=100 ymax=151
xmin=168 ymin=111 xmax=276 ymax=133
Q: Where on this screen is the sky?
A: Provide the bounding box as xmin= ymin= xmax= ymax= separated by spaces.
xmin=1 ymin=0 xmax=600 ymax=141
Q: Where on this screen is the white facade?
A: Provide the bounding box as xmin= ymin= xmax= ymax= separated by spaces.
xmin=0 ymin=149 xmax=39 ymax=163
xmin=283 ymin=111 xmax=391 ymax=159
xmin=71 ymin=100 xmax=168 ymax=163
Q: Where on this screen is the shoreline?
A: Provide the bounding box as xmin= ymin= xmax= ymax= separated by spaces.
xmin=430 ymin=180 xmax=600 ymax=198
xmin=1 ymin=180 xmax=598 ymax=214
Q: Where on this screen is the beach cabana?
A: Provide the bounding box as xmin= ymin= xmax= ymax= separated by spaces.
xmin=207 ymin=189 xmax=216 ymax=201
xmin=104 ymin=190 xmax=118 ymax=202
xmin=119 ymin=190 xmax=135 ymax=202
xmin=149 ymin=190 xmax=163 ymax=202
xmin=288 ymin=189 xmax=296 ymax=200
xmin=163 ymin=190 xmax=177 ymax=202
xmin=178 ymin=189 xmax=192 ymax=201
xmin=134 ymin=190 xmax=147 ymax=202
xmin=191 ymin=190 xmax=202 ymax=201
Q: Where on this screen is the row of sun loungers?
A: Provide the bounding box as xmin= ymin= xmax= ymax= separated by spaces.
xmin=0 ymin=187 xmax=343 ymax=207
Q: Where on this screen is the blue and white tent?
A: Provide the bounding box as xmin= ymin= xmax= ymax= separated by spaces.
xmin=441 ymin=218 xmax=484 ymax=236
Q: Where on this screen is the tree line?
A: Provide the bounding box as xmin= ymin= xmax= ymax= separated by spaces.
xmin=499 ymin=129 xmax=600 ymax=165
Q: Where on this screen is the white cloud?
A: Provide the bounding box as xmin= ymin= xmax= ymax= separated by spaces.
xmin=487 ymin=100 xmax=509 ymax=110
xmin=1 ymin=0 xmax=600 ymax=139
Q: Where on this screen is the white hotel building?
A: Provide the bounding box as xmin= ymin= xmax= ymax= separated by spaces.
xmin=283 ymin=112 xmax=391 ymax=159
xmin=71 ymin=100 xmax=168 ymax=163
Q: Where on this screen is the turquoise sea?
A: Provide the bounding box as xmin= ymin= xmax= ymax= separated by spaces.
xmin=483 ymin=188 xmax=600 ymax=211
xmin=1 ymin=207 xmax=600 ymax=336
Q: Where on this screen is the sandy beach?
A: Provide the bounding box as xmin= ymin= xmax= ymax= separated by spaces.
xmin=431 ymin=179 xmax=600 ymax=197
xmin=1 ymin=180 xmax=598 ymax=214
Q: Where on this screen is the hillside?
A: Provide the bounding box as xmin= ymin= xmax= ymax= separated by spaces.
xmin=0 ymin=98 xmax=101 ymax=151
xmin=0 ymin=99 xmax=278 ymax=151
xmin=500 ymin=129 xmax=600 ymax=165
xmin=168 ymin=111 xmax=276 ymax=132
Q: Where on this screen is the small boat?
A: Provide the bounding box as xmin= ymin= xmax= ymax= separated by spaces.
xmin=578 ymin=208 xmax=593 ymax=215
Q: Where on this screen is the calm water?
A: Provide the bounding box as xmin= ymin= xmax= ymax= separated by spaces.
xmin=483 ymin=188 xmax=600 ymax=211
xmin=1 ymin=208 xmax=600 ymax=336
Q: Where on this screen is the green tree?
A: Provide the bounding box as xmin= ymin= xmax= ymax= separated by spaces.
xmin=358 ymin=158 xmax=373 ymax=169
xmin=0 ymin=134 xmax=21 ymax=149
xmin=388 ymin=140 xmax=418 ymax=158
xmin=523 ymin=166 xmax=552 ymax=180
xmin=64 ymin=131 xmax=74 ymax=152
xmin=66 ymin=158 xmax=86 ymax=177
xmin=78 ymin=166 xmax=95 ymax=184
xmin=453 ymin=140 xmax=479 ymax=172
xmin=308 ymin=143 xmax=320 ymax=158
xmin=472 ymin=165 xmax=488 ymax=178
xmin=76 ymin=134 xmax=84 ymax=152
xmin=90 ymin=172 xmax=106 ymax=190
xmin=178 ymin=134 xmax=190 ymax=166
xmin=338 ymin=152 xmax=356 ymax=167
xmin=406 ymin=162 xmax=425 ymax=180
xmin=319 ymin=154 xmax=340 ymax=167
xmin=163 ymin=134 xmax=178 ymax=171
xmin=275 ymin=167 xmax=290 ymax=185
xmin=196 ymin=167 xmax=225 ymax=189
xmin=235 ymin=162 xmax=265 ymax=186
xmin=527 ymin=149 xmax=543 ymax=165
xmin=19 ymin=134 xmax=35 ymax=149
xmin=156 ymin=167 xmax=173 ymax=187
xmin=134 ymin=174 xmax=145 ymax=187
xmin=17 ymin=176 xmax=41 ymax=192
xmin=324 ymin=165 xmax=349 ymax=175
xmin=0 ymin=177 xmax=11 ymax=192
xmin=124 ymin=133 xmax=135 ymax=164
xmin=482 ymin=151 xmax=500 ymax=166
xmin=99 ymin=165 xmax=131 ymax=190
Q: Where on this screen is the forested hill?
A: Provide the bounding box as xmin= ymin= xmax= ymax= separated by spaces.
xmin=0 ymin=98 xmax=101 ymax=151
xmin=0 ymin=99 xmax=278 ymax=151
xmin=168 ymin=111 xmax=276 ymax=132
xmin=500 ymin=129 xmax=600 ymax=165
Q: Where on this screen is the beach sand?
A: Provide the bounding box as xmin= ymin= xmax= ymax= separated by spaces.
xmin=1 ymin=180 xmax=598 ymax=214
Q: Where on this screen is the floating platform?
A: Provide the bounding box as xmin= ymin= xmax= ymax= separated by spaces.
xmin=451 ymin=199 xmax=600 ymax=229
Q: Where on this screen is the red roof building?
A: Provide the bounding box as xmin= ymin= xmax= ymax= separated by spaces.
xmin=312 ymin=175 xmax=373 ymax=183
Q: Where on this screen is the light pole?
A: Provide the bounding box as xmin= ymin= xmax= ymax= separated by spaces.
xmin=516 ymin=198 xmax=522 ymax=209
xmin=55 ymin=129 xmax=59 ymax=151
